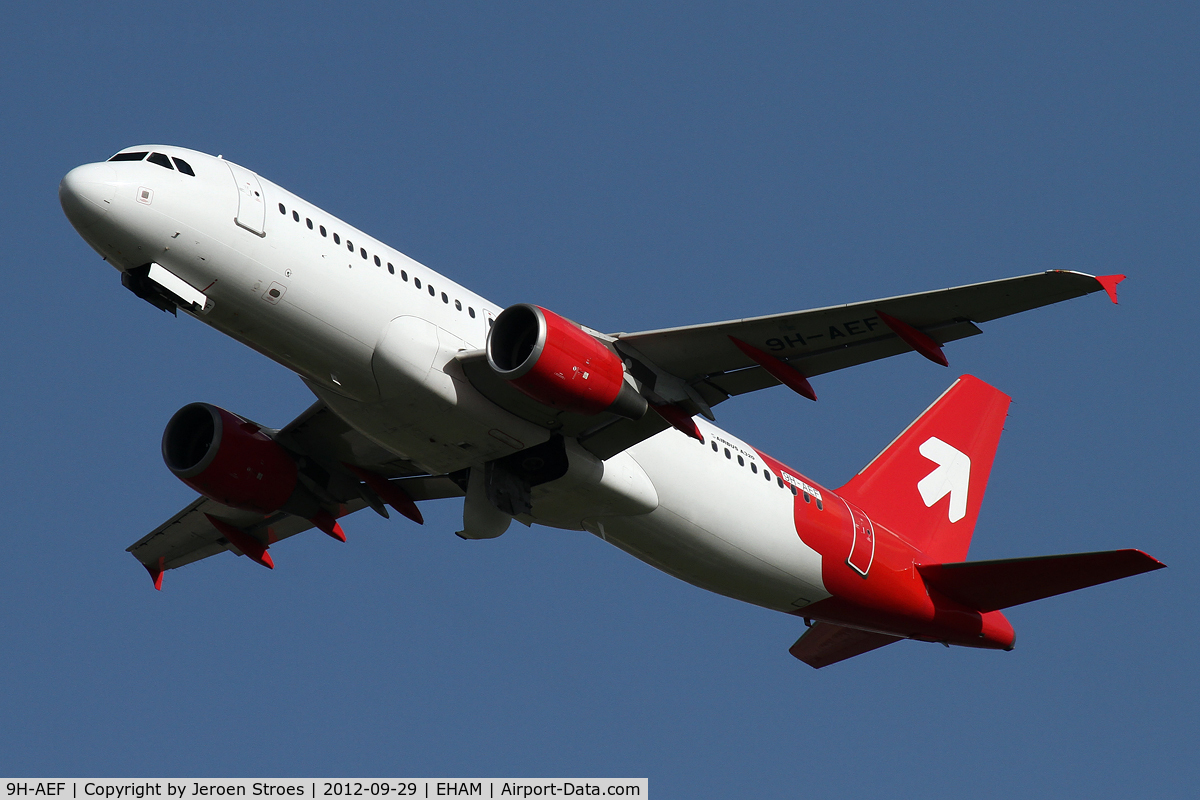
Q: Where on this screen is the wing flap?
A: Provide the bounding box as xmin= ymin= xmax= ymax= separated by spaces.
xmin=789 ymin=622 xmax=903 ymax=668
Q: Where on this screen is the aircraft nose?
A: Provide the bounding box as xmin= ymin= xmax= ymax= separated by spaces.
xmin=59 ymin=162 xmax=117 ymax=231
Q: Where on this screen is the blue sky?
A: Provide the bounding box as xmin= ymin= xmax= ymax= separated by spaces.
xmin=2 ymin=3 xmax=1196 ymax=796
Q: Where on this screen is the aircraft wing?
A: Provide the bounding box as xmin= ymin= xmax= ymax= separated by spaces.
xmin=126 ymin=495 xmax=368 ymax=574
xmin=459 ymin=270 xmax=1121 ymax=459
xmin=126 ymin=401 xmax=465 ymax=587
xmin=615 ymin=270 xmax=1121 ymax=400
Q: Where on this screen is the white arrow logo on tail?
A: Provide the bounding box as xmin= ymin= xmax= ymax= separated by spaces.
xmin=917 ymin=437 xmax=971 ymax=523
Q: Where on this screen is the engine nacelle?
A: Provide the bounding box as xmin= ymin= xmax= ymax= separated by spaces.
xmin=487 ymin=304 xmax=647 ymax=419
xmin=162 ymin=403 xmax=301 ymax=514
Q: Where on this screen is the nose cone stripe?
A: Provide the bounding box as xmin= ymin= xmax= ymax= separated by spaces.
xmin=59 ymin=163 xmax=117 ymax=229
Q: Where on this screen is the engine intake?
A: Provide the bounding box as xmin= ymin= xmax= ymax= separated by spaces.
xmin=487 ymin=304 xmax=646 ymax=419
xmin=163 ymin=403 xmax=306 ymax=515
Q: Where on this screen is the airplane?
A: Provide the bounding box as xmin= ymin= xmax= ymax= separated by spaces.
xmin=59 ymin=145 xmax=1164 ymax=668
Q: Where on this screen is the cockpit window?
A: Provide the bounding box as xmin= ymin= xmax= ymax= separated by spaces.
xmin=172 ymin=157 xmax=195 ymax=176
xmin=109 ymin=152 xmax=147 ymax=162
xmin=147 ymin=152 xmax=174 ymax=170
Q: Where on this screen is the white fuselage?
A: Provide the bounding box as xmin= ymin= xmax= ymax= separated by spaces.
xmin=61 ymin=146 xmax=831 ymax=612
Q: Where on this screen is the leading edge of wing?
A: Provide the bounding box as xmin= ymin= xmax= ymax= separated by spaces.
xmin=614 ymin=270 xmax=1118 ymax=381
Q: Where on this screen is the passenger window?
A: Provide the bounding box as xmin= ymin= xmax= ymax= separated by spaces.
xmin=789 ymin=485 xmax=797 ymax=496
xmin=442 ymin=292 xmax=449 ymax=303
xmin=777 ymin=477 xmax=784 ymax=488
xmin=374 ymin=255 xmax=381 ymax=266
xmin=361 ymin=248 xmax=368 ymax=259
xmin=455 ymin=299 xmax=462 ymax=310
xmin=401 ymin=270 xmax=408 ymax=281
xmin=803 ymin=491 xmax=810 ymax=503
xmin=293 ymin=210 xmax=300 ymax=222
xmin=414 ymin=277 xmax=421 ymax=289
xmin=751 ymin=463 xmax=757 ymax=474
xmin=428 ymin=285 xmax=435 ymax=296
xmin=737 ymin=455 xmax=744 ymax=466
xmin=468 ymin=308 xmax=475 ymax=318
xmin=347 ymin=240 xmax=354 ymax=252
xmin=711 ymin=441 xmax=718 ymax=452
xmin=764 ymin=471 xmax=771 ymax=481
xmin=172 ymin=157 xmax=195 ymax=176
xmin=816 ymin=499 xmax=823 ymax=510
xmin=387 ymin=263 xmax=395 ymax=275
xmin=147 ymin=152 xmax=174 ymax=170
xmin=307 ymin=218 xmax=313 ymax=230
xmin=320 ymin=225 xmax=327 ymax=237
xmin=109 ymin=152 xmax=147 ymax=162
xmin=279 ymin=203 xmax=287 ymax=214
xmin=724 ymin=448 xmax=731 ymax=459
xmin=333 ymin=233 xmax=340 ymax=244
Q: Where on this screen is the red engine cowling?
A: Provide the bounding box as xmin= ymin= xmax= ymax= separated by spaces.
xmin=486 ymin=304 xmax=647 ymax=419
xmin=162 ymin=403 xmax=299 ymax=514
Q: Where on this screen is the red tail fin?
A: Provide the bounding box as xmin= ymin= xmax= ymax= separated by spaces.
xmin=838 ymin=375 xmax=1010 ymax=563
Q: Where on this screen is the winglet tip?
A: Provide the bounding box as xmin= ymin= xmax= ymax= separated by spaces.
xmin=1096 ymin=274 xmax=1126 ymax=304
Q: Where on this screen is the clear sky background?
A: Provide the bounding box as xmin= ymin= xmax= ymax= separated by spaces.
xmin=1 ymin=3 xmax=1196 ymax=797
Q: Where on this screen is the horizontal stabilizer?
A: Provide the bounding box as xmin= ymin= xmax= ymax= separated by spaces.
xmin=789 ymin=622 xmax=903 ymax=669
xmin=918 ymin=549 xmax=1165 ymax=612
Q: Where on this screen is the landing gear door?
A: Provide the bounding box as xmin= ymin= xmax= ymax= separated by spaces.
xmin=225 ymin=160 xmax=267 ymax=236
xmin=844 ymin=501 xmax=876 ymax=577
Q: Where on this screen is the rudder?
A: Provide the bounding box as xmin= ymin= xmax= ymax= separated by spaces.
xmin=838 ymin=375 xmax=1010 ymax=563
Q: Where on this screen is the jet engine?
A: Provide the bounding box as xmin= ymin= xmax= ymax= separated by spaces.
xmin=486 ymin=304 xmax=646 ymax=419
xmin=162 ymin=402 xmax=316 ymax=516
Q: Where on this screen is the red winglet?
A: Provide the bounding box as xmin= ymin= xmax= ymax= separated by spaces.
xmin=1095 ymin=274 xmax=1125 ymax=304
xmin=144 ymin=557 xmax=165 ymax=591
xmin=346 ymin=464 xmax=424 ymax=525
xmin=729 ymin=336 xmax=817 ymax=401
xmin=875 ymin=310 xmax=949 ymax=367
xmin=651 ymin=403 xmax=704 ymax=443
xmin=206 ymin=514 xmax=275 ymax=569
xmin=312 ymin=509 xmax=347 ymax=542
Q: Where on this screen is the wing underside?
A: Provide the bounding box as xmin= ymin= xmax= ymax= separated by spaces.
xmin=127 ymin=399 xmax=466 ymax=583
xmin=458 ymin=270 xmax=1118 ymax=459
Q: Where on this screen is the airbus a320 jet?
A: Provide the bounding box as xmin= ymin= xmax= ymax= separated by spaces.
xmin=59 ymin=146 xmax=1163 ymax=668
